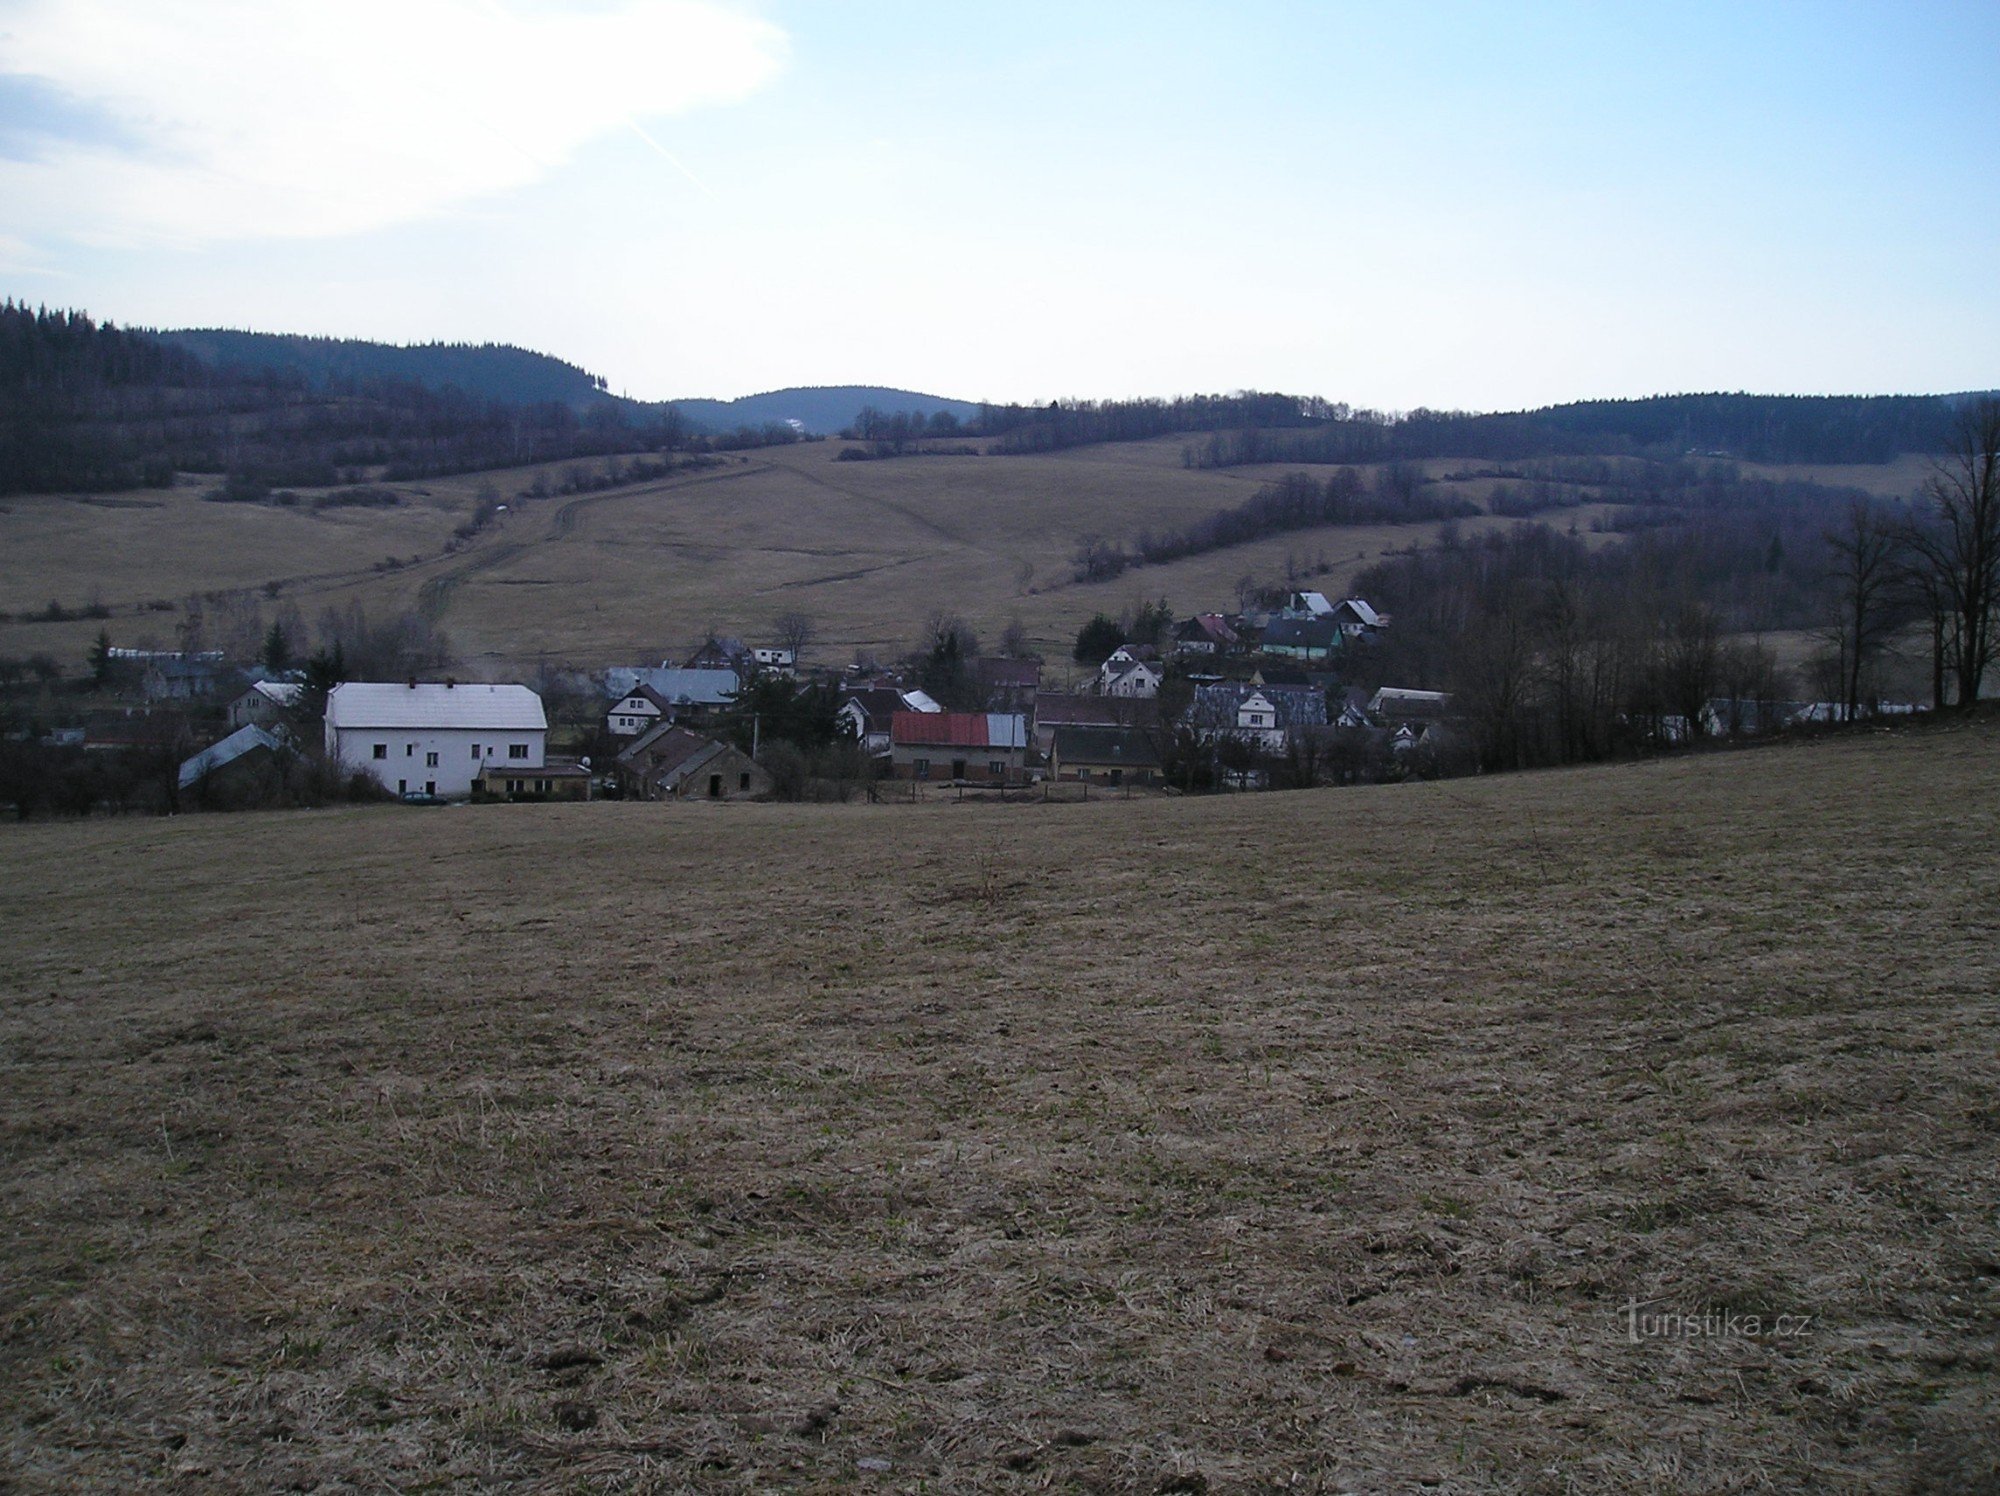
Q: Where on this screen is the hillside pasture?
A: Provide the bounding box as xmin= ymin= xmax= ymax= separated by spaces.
xmin=2 ymin=436 xmax=1924 ymax=678
xmin=2 ymin=721 xmax=1997 ymax=1490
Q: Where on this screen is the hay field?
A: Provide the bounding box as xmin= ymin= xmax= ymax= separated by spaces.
xmin=3 ymin=721 xmax=1997 ymax=1492
xmin=0 ymin=439 xmax=1919 ymax=677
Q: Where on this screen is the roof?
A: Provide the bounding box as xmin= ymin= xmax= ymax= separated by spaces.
xmin=1290 ymin=590 xmax=1335 ymax=615
xmin=1175 ymin=613 xmax=1239 ymax=645
xmin=611 ymin=684 xmax=673 ymax=713
xmin=1335 ymin=598 xmax=1384 ymax=627
xmin=602 ymin=667 xmax=740 ymax=706
xmin=890 ymin=711 xmax=1028 ymax=749
xmin=973 ymin=658 xmax=1042 ymax=688
xmin=1051 ymin=725 xmax=1162 ymax=769
xmin=1261 ymin=617 xmax=1342 ymax=650
xmin=237 ymin=681 xmax=302 ymax=706
xmin=1369 ymin=687 xmax=1449 ymax=719
xmin=326 ymin=682 xmax=547 ymax=732
xmin=481 ymin=760 xmax=592 ymax=779
xmin=618 ymin=723 xmax=721 ymax=776
xmin=841 ymin=687 xmax=912 ymax=726
xmin=1033 ymin=692 xmax=1156 ymax=729
xmin=1188 ymin=682 xmax=1328 ymax=732
xmin=180 ymin=724 xmax=283 ymax=789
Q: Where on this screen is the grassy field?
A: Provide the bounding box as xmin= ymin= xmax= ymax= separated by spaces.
xmin=3 ymin=720 xmax=1996 ymax=1491
xmin=0 ymin=438 xmax=1927 ymax=679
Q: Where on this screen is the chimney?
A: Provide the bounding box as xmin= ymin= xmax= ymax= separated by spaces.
xmin=446 ymin=677 xmax=456 ymax=689
xmin=408 ymin=677 xmax=417 ymax=689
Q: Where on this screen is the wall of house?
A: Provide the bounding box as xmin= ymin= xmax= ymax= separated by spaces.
xmin=330 ymin=725 xmax=545 ymax=799
xmin=888 ymin=744 xmax=1026 ymax=781
xmin=667 ymin=748 xmax=770 ymax=801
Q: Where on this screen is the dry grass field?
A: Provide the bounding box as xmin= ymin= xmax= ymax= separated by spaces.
xmin=3 ymin=719 xmax=1997 ymax=1492
xmin=0 ymin=438 xmax=1917 ymax=678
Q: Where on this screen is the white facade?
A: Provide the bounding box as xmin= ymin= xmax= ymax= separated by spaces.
xmin=1100 ymin=651 xmax=1163 ymax=699
xmin=608 ymin=691 xmax=664 ymax=736
xmin=326 ymin=682 xmax=547 ymax=799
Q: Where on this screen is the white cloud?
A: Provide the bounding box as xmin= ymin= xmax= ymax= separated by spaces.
xmin=0 ymin=0 xmax=785 ymax=246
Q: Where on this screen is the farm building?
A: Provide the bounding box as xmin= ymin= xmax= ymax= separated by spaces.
xmin=1048 ymin=725 xmax=1162 ymax=785
xmin=1031 ymin=692 xmax=1158 ymax=756
xmin=325 ymin=681 xmax=547 ymax=800
xmin=889 ymin=711 xmax=1029 ymax=782
xmin=474 ymin=761 xmax=593 ymax=801
xmin=178 ymin=725 xmax=287 ymax=804
xmin=616 ymin=724 xmax=770 ymax=801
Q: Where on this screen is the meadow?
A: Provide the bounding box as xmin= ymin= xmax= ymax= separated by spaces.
xmin=2 ymin=718 xmax=1995 ymax=1491
xmin=0 ymin=438 xmax=1927 ymax=678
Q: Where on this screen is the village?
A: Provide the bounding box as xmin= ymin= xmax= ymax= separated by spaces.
xmin=4 ymin=590 xmax=1459 ymax=812
xmin=7 ymin=580 xmax=1898 ymax=818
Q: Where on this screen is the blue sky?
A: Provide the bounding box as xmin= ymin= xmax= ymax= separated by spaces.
xmin=1 ymin=0 xmax=1994 ymax=409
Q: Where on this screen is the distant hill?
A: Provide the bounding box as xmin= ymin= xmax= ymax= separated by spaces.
xmin=160 ymin=336 xmax=982 ymax=437
xmin=668 ymin=386 xmax=983 ymax=436
xmin=162 ymin=329 xmax=623 ymax=412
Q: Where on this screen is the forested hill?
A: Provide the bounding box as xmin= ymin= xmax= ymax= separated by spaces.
xmin=0 ymin=303 xmax=713 ymax=496
xmin=161 ymin=329 xmax=623 ymax=412
xmin=984 ymin=390 xmax=1988 ymax=466
xmin=669 ymin=385 xmax=982 ymax=436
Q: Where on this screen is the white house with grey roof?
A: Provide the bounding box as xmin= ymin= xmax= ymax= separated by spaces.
xmin=326 ymin=681 xmax=547 ymax=799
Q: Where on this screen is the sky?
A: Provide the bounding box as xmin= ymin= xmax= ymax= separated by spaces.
xmin=1 ymin=0 xmax=1995 ymax=410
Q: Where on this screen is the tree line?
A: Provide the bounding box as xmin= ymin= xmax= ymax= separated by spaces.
xmin=0 ymin=302 xmax=807 ymax=497
xmin=1339 ymin=400 xmax=2000 ymax=771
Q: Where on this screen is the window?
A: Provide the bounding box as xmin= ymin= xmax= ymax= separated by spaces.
xmin=470 ymin=744 xmax=480 ymax=759
xmin=913 ymin=757 xmax=930 ymax=779
xmin=372 ymin=743 xmax=387 ymax=760
xmin=508 ymin=743 xmax=529 ymax=760
xmin=989 ymin=760 xmax=1005 ymax=776
xmin=425 ymin=751 xmax=439 ymax=767
xmin=406 ymin=743 xmax=414 ymax=757
xmin=398 ymin=779 xmax=407 ymax=794
xmin=739 ymin=772 xmax=751 ymax=791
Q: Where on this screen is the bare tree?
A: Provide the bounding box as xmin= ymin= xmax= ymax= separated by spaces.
xmin=772 ymin=610 xmax=816 ymax=668
xmin=1904 ymin=398 xmax=2000 ymax=708
xmin=1821 ymin=500 xmax=1902 ymax=720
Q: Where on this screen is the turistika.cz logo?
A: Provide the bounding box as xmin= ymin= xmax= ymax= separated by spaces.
xmin=1621 ymin=1300 xmax=1815 ymax=1343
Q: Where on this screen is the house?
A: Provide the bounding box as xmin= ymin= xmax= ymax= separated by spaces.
xmin=1099 ymin=648 xmax=1163 ymax=698
xmin=1283 ymin=590 xmax=1336 ymax=618
xmin=751 ymin=646 xmax=796 ymax=676
xmin=1330 ymin=598 xmax=1386 ymax=636
xmin=1031 ymin=691 xmax=1157 ymax=756
xmin=1172 ymin=614 xmax=1239 ymax=656
xmin=838 ymin=687 xmax=931 ymax=754
xmin=227 ymin=680 xmax=302 ymax=730
xmin=178 ymin=724 xmax=286 ymax=797
xmin=607 ymin=684 xmax=673 ymax=736
xmin=141 ymin=651 xmax=227 ymax=701
xmin=1188 ymin=682 xmax=1328 ymax=755
xmin=325 ymin=681 xmax=547 ymax=800
xmin=1258 ymin=616 xmax=1342 ymax=662
xmin=616 ymin=724 xmax=770 ymax=801
xmin=1048 ymin=724 xmax=1162 ymax=785
xmin=889 ymin=711 xmax=1029 ymax=782
xmin=683 ymin=636 xmax=751 ymax=672
xmin=1330 ymin=686 xmax=1375 ymax=728
xmin=972 ymin=657 xmax=1043 ymax=712
xmin=1368 ymin=687 xmax=1450 ymax=723
xmin=475 ymin=760 xmax=593 ymax=801
xmin=601 ymin=667 xmax=740 ymax=723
